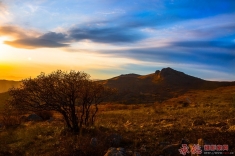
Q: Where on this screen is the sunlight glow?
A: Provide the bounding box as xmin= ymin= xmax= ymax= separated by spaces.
xmin=0 ymin=37 xmax=10 ymax=61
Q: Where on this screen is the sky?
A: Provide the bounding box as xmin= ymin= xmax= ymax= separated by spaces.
xmin=0 ymin=0 xmax=235 ymax=81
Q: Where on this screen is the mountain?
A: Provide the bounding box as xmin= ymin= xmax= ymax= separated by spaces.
xmin=0 ymin=80 xmax=21 ymax=93
xmin=100 ymin=67 xmax=235 ymax=104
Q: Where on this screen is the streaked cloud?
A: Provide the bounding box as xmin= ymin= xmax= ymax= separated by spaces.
xmin=69 ymin=26 xmax=145 ymax=44
xmin=0 ymin=0 xmax=235 ymax=81
xmin=0 ymin=1 xmax=9 ymax=21
xmin=1 ymin=27 xmax=69 ymax=49
xmin=0 ymin=25 xmax=40 ymax=39
xmin=4 ymin=38 xmax=69 ymax=49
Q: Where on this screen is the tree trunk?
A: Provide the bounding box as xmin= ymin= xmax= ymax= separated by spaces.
xmin=91 ymin=104 xmax=98 ymax=125
xmin=61 ymin=111 xmax=72 ymax=129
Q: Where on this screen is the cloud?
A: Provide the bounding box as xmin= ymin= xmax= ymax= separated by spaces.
xmin=1 ymin=27 xmax=70 ymax=49
xmin=0 ymin=1 xmax=5 ymax=10
xmin=69 ymin=26 xmax=145 ymax=43
xmin=2 ymin=11 xmax=235 ymax=49
xmin=171 ymin=41 xmax=235 ymax=50
xmin=0 ymin=2 xmax=8 ymax=15
xmin=96 ymin=44 xmax=235 ymax=73
xmin=0 ymin=25 xmax=41 ymax=39
xmin=4 ymin=32 xmax=70 ymax=49
xmin=4 ymin=38 xmax=69 ymax=49
xmin=2 ymin=21 xmax=146 ymax=49
xmin=39 ymin=32 xmax=69 ymax=42
xmin=0 ymin=26 xmax=28 ymax=38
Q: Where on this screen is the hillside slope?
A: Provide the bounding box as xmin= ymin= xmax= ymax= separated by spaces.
xmin=0 ymin=80 xmax=21 ymax=93
xmin=100 ymin=67 xmax=235 ymax=104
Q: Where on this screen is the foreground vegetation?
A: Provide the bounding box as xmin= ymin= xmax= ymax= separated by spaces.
xmin=1 ymin=86 xmax=235 ymax=155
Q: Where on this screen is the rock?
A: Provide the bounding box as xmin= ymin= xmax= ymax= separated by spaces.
xmin=192 ymin=119 xmax=206 ymax=126
xmin=90 ymin=137 xmax=98 ymax=147
xmin=227 ymin=118 xmax=235 ymax=126
xmin=106 ymin=134 xmax=122 ymax=147
xmin=104 ymin=147 xmax=125 ymax=156
xmin=155 ymin=70 xmax=160 ymax=74
xmin=27 ymin=114 xmax=43 ymax=121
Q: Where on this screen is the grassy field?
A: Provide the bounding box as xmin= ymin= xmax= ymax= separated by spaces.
xmin=0 ymin=86 xmax=235 ymax=155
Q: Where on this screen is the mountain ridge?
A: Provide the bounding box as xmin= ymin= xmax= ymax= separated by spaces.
xmin=1 ymin=68 xmax=235 ymax=103
xmin=99 ymin=67 xmax=235 ymax=104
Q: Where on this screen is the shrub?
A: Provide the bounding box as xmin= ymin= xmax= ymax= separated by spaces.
xmin=8 ymin=70 xmax=115 ymax=132
xmin=0 ymin=104 xmax=21 ymax=128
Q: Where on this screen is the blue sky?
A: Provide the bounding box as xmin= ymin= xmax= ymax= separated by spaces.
xmin=0 ymin=0 xmax=235 ymax=81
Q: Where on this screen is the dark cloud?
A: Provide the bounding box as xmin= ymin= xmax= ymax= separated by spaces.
xmin=39 ymin=32 xmax=69 ymax=42
xmin=99 ymin=45 xmax=235 ymax=73
xmin=69 ymin=26 xmax=145 ymax=43
xmin=2 ymin=29 xmax=70 ymax=49
xmin=2 ymin=23 xmax=146 ymax=49
xmin=4 ymin=38 xmax=69 ymax=49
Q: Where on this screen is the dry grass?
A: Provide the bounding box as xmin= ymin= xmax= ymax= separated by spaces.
xmin=0 ymin=86 xmax=235 ymax=155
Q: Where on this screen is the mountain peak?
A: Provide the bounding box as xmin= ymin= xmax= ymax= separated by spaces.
xmin=154 ymin=67 xmax=184 ymax=78
xmin=160 ymin=67 xmax=182 ymax=76
xmin=161 ymin=67 xmax=174 ymax=71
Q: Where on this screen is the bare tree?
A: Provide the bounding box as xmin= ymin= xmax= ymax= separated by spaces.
xmin=8 ymin=70 xmax=114 ymax=132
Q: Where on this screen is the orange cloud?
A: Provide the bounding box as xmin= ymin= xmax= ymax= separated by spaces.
xmin=0 ymin=25 xmax=40 ymax=38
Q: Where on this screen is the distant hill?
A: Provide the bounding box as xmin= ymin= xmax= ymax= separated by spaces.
xmin=0 ymin=80 xmax=21 ymax=93
xmin=100 ymin=67 xmax=235 ymax=104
